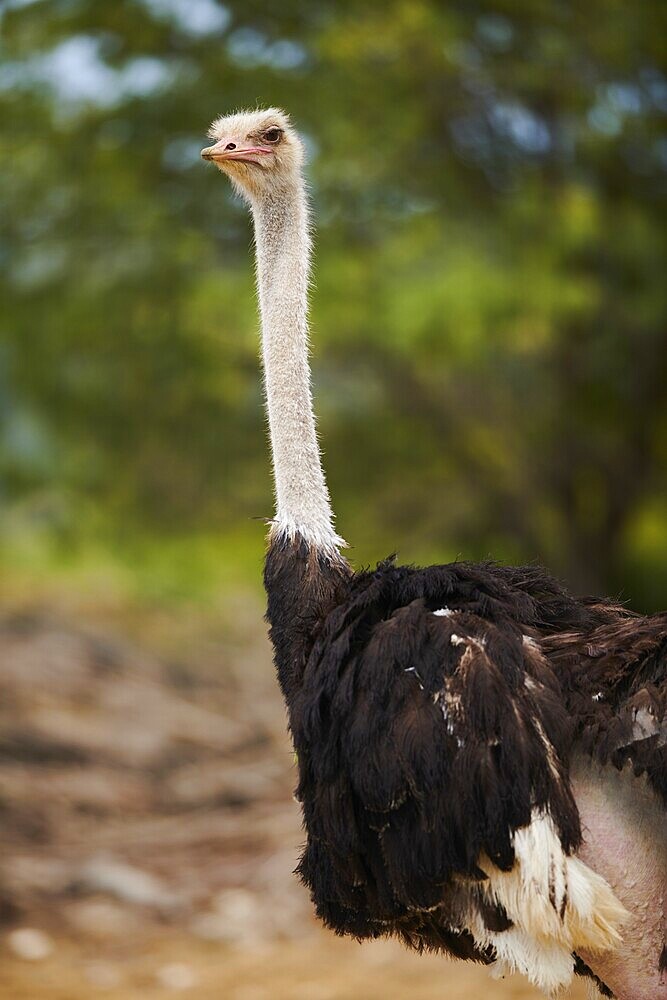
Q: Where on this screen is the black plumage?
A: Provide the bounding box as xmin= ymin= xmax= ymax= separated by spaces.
xmin=265 ymin=535 xmax=667 ymax=991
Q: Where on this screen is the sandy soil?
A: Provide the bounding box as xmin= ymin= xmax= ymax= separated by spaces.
xmin=0 ymin=933 xmax=590 ymax=999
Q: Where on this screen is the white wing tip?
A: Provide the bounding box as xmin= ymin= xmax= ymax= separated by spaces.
xmin=465 ymin=809 xmax=628 ymax=994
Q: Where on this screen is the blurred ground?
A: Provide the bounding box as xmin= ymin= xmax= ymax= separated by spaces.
xmin=0 ymin=586 xmax=588 ymax=999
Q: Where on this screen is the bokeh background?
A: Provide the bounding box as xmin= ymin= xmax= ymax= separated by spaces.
xmin=0 ymin=0 xmax=665 ymax=997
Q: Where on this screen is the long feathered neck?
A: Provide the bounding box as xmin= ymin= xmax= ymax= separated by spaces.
xmin=250 ymin=176 xmax=345 ymax=554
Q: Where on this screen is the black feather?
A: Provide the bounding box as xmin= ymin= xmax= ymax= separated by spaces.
xmin=265 ymin=535 xmax=667 ymax=961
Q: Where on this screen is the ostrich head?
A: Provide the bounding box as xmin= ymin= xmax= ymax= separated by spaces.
xmin=201 ymin=107 xmax=303 ymax=202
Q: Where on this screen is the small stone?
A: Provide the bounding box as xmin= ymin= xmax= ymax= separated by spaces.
xmin=193 ymin=888 xmax=270 ymax=948
xmin=77 ymin=855 xmax=178 ymax=911
xmin=7 ymin=927 xmax=53 ymax=961
xmin=155 ymin=963 xmax=198 ymax=991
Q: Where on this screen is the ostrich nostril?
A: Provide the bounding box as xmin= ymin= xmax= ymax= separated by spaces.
xmin=225 ymin=142 xmax=236 ymax=150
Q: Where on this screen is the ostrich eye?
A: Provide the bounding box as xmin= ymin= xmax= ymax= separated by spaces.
xmin=263 ymin=127 xmax=282 ymax=144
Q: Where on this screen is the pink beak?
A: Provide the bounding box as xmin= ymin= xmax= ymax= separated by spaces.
xmin=201 ymin=139 xmax=272 ymax=164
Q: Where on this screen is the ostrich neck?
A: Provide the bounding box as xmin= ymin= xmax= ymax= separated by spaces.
xmin=251 ymin=180 xmax=344 ymax=553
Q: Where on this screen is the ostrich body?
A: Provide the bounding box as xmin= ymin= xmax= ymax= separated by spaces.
xmin=202 ymin=110 xmax=666 ymax=999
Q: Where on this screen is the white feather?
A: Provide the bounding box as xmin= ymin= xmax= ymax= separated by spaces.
xmin=458 ymin=809 xmax=628 ymax=996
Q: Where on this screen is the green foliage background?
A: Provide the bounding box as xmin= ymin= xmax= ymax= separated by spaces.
xmin=1 ymin=0 xmax=666 ymax=607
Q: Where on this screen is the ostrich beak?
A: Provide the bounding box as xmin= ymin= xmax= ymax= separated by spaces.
xmin=201 ymin=140 xmax=272 ymax=164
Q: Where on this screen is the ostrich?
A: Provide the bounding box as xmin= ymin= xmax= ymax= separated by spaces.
xmin=201 ymin=109 xmax=666 ymax=1000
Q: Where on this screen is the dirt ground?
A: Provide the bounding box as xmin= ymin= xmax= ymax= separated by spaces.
xmin=0 ymin=934 xmax=590 ymax=999
xmin=0 ymin=588 xmax=588 ymax=999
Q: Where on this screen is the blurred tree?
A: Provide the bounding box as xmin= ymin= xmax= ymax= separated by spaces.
xmin=0 ymin=0 xmax=665 ymax=605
